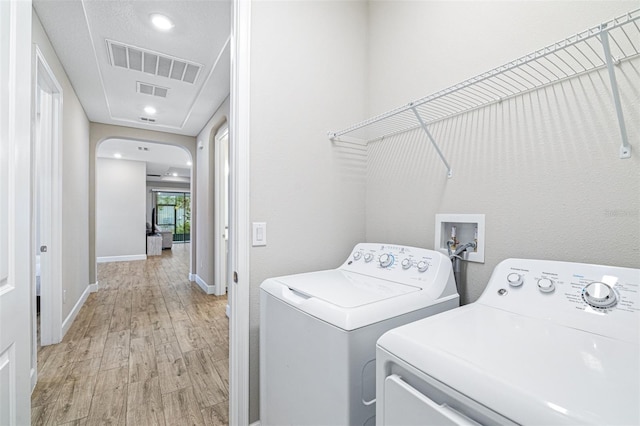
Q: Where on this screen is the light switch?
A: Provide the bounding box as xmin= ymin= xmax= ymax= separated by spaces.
xmin=253 ymin=222 xmax=267 ymax=246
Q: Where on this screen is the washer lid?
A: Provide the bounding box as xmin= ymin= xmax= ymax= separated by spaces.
xmin=261 ymin=269 xmax=457 ymax=331
xmin=275 ymin=269 xmax=420 ymax=308
xmin=377 ymin=304 xmax=640 ymax=425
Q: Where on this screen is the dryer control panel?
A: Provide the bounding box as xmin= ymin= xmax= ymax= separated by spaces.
xmin=479 ymin=258 xmax=639 ymax=342
xmin=340 ymin=243 xmax=453 ymax=290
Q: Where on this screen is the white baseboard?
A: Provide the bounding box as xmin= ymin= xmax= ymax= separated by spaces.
xmin=226 ymin=304 xmax=230 ymax=318
xmin=250 ymin=422 xmax=260 ymax=426
xmin=30 ymin=368 xmax=37 ymax=393
xmin=61 ymin=283 xmax=92 ymax=336
xmin=89 ymin=281 xmax=99 ymax=292
xmin=195 ymin=274 xmax=215 ymax=295
xmin=189 ymin=273 xmax=195 ymax=281
xmin=97 ymin=254 xmax=146 ymax=263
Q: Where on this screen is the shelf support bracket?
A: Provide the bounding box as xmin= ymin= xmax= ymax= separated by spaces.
xmin=410 ymin=106 xmax=453 ymax=178
xmin=600 ymin=24 xmax=631 ymax=159
xmin=327 ymin=133 xmax=368 ymax=147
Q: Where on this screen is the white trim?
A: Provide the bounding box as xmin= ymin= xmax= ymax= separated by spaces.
xmin=194 ymin=274 xmax=215 ymax=295
xmin=88 ymin=282 xmax=99 ymax=293
xmin=230 ymin=0 xmax=251 ymax=423
xmin=33 ymin=45 xmax=64 ymax=349
xmin=61 ymin=284 xmax=92 ymax=337
xmin=249 ymin=422 xmax=261 ymax=426
xmin=96 ymin=254 xmax=147 ymax=263
xmin=188 ymin=273 xmax=196 ymax=281
xmin=214 ymin=124 xmax=229 ymax=297
xmin=30 ymin=368 xmax=36 ymax=393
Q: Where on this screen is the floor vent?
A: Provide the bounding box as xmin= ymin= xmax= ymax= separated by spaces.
xmin=108 ymin=39 xmax=202 ymax=84
xmin=137 ymin=82 xmax=169 ymax=98
xmin=139 ymin=116 xmax=156 ymax=123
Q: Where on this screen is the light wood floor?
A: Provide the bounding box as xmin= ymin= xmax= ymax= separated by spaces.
xmin=31 ymin=244 xmax=230 ymax=425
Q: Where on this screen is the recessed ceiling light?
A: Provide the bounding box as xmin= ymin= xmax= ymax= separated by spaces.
xmin=114 ymin=153 xmax=122 ymax=159
xmin=150 ymin=14 xmax=174 ymax=31
xmin=172 ymin=173 xmax=178 ymax=177
xmin=187 ymin=161 xmax=192 ymax=166
xmin=144 ymin=106 xmax=157 ymax=115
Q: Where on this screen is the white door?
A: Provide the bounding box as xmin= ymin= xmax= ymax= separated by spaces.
xmin=33 ymin=47 xmax=63 ymax=349
xmin=214 ymin=125 xmax=229 ymax=297
xmin=0 ymin=0 xmax=34 ymax=425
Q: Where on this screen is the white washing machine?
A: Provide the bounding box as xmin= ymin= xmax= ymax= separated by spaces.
xmin=260 ymin=243 xmax=459 ymax=426
xmin=376 ymin=258 xmax=640 ymax=425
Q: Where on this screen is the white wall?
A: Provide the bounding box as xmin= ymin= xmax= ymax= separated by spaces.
xmin=365 ymin=1 xmax=640 ymax=303
xmin=196 ymin=96 xmax=230 ymax=290
xmin=248 ymin=1 xmax=369 ymax=421
xmin=32 ymin=11 xmax=90 ymax=321
xmin=247 ymin=2 xmax=640 ymax=421
xmin=96 ymin=158 xmax=147 ymax=261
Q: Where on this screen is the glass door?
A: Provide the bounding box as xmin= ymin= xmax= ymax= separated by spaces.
xmin=156 ymin=192 xmax=191 ymax=243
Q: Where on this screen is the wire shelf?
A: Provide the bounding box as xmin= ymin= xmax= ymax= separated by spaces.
xmin=328 ymin=8 xmax=640 ymax=174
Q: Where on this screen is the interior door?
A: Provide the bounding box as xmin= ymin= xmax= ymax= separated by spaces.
xmin=214 ymin=125 xmax=229 ymax=297
xmin=0 ymin=0 xmax=33 ymax=424
xmin=33 ymin=47 xmax=63 ymax=348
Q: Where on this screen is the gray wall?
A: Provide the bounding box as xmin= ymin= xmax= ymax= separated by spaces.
xmin=248 ymin=1 xmax=369 ymax=420
xmin=96 ymin=158 xmax=146 ymax=260
xmin=32 ymin=11 xmax=90 ymax=321
xmin=196 ymin=97 xmax=230 ymax=289
xmin=365 ymin=1 xmax=640 ymax=304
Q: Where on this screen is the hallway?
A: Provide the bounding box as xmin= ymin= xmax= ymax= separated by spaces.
xmin=31 ymin=244 xmax=229 ymax=425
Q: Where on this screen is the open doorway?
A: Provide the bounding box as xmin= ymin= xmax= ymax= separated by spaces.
xmin=96 ymin=139 xmax=192 ymax=264
xmin=214 ymin=125 xmax=229 ymax=300
xmin=32 ymin=46 xmax=63 ymax=373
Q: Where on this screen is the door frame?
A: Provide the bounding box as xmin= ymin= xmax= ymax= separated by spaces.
xmin=214 ymin=124 xmax=229 ymax=296
xmin=32 ymin=45 xmax=64 ymax=357
xmin=229 ymin=0 xmax=251 ymax=423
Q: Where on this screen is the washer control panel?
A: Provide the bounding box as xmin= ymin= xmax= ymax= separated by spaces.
xmin=480 ymin=258 xmax=639 ymax=342
xmin=340 ymin=243 xmax=452 ymax=288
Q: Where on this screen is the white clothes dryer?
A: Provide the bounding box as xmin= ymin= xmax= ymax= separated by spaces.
xmin=260 ymin=243 xmax=459 ymax=426
xmin=376 ymin=258 xmax=640 ymax=425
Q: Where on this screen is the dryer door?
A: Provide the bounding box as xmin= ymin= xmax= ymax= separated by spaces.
xmin=383 ymin=375 xmax=479 ymax=426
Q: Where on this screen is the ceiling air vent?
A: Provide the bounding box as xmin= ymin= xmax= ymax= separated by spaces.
xmin=107 ymin=39 xmax=202 ymax=84
xmin=137 ymin=82 xmax=169 ymax=98
xmin=139 ymin=117 xmax=156 ymax=123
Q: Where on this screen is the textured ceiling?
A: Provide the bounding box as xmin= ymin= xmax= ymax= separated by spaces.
xmin=33 ymin=0 xmax=230 ymax=137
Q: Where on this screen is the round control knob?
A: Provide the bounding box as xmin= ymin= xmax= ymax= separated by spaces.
xmin=379 ymin=253 xmax=394 ymax=268
xmin=353 ymin=252 xmax=362 ymax=261
xmin=364 ymin=253 xmax=373 ymax=263
xmin=537 ymin=278 xmax=555 ymax=293
xmin=507 ymin=273 xmax=523 ymax=287
xmin=401 ymin=258 xmax=412 ymax=270
xmin=417 ymin=260 xmax=429 ymax=273
xmin=583 ymin=282 xmax=618 ymax=309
